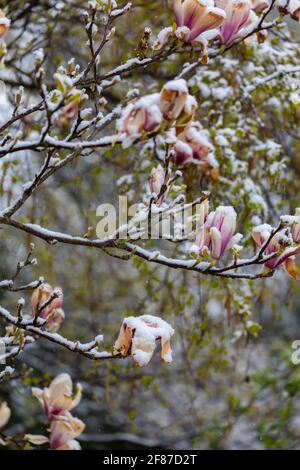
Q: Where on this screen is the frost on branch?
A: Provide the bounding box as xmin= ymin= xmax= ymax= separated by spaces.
xmin=114 ymin=315 xmax=175 ymax=367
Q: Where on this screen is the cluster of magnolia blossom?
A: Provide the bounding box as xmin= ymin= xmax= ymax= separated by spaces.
xmin=155 ymin=0 xmax=300 ymax=53
xmin=191 ymin=201 xmax=243 ymax=259
xmin=253 ymin=209 xmax=300 ymax=279
xmin=0 ymin=9 xmax=10 ymax=38
xmin=114 ymin=315 xmax=175 ymax=367
xmin=31 ymin=283 xmax=65 ymax=332
xmin=117 ymin=78 xmax=197 ymax=138
xmin=118 ymin=78 xmax=217 ymax=173
xmin=32 ymin=374 xmax=84 ymax=450
xmin=190 ymin=201 xmax=300 ymax=277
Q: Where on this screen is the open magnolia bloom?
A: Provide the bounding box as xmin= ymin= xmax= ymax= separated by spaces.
xmin=32 ymin=373 xmax=82 ymax=420
xmin=0 ymin=402 xmax=10 ymax=429
xmin=170 ymin=121 xmax=217 ymax=170
xmin=117 ymin=94 xmax=163 ymax=138
xmin=278 ymin=0 xmax=300 ymax=20
xmin=195 ymin=205 xmax=243 ymax=259
xmin=159 ymin=79 xmax=197 ymax=122
xmin=174 ymin=0 xmax=226 ymax=43
xmin=0 ymin=10 xmax=10 ymax=38
xmin=216 ymin=0 xmax=258 ymax=45
xmin=252 ymin=224 xmax=300 ymax=278
xmin=49 ymin=412 xmax=85 ymax=451
xmin=114 ymin=315 xmax=175 ymax=367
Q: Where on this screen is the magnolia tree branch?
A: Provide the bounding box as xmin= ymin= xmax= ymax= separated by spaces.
xmin=0 ymin=215 xmax=282 ymax=280
xmin=0 ymin=305 xmax=119 ymax=361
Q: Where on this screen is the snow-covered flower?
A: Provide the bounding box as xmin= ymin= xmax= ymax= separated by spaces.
xmin=31 ymin=283 xmax=64 ymax=332
xmin=196 ymin=205 xmax=243 ymax=259
xmin=170 ymin=121 xmax=217 ymax=172
xmin=252 ymin=224 xmax=300 ymax=278
xmin=216 ymin=0 xmax=258 ymax=45
xmin=278 ymin=0 xmax=300 ymax=21
xmin=149 ymin=165 xmax=167 ymax=206
xmin=114 ymin=315 xmax=175 ymax=367
xmin=0 ymin=402 xmax=10 ymax=429
xmin=159 ymin=79 xmax=197 ymax=121
xmin=174 ymin=0 xmax=226 ymax=43
xmin=292 ymin=208 xmax=300 ymax=243
xmin=32 ymin=373 xmax=82 ymax=420
xmin=153 ymin=26 xmax=173 ymax=49
xmin=0 ymin=10 xmax=10 ymax=38
xmin=117 ymin=94 xmax=163 ymax=137
xmin=49 ymin=412 xmax=85 ymax=451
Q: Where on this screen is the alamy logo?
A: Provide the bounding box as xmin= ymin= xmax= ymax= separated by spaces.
xmin=96 ymin=196 xmax=204 ymax=240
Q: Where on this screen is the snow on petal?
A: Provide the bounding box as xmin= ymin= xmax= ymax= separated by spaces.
xmin=114 ymin=315 xmax=175 ymax=367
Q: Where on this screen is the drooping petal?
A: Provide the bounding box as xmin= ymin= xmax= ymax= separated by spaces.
xmin=210 ymin=226 xmax=222 ymax=258
xmin=0 ymin=402 xmax=10 ymax=429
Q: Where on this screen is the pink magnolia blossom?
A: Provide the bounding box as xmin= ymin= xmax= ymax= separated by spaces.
xmin=159 ymin=79 xmax=197 ymax=121
xmin=197 ymin=205 xmax=243 ymax=259
xmin=49 ymin=412 xmax=85 ymax=450
xmin=32 ymin=373 xmax=82 ymax=420
xmin=117 ymin=94 xmax=163 ymax=137
xmin=56 ymin=102 xmax=78 ymax=128
xmin=174 ymin=0 xmax=226 ymax=43
xmin=114 ymin=315 xmax=175 ymax=367
xmin=292 ymin=208 xmax=300 ymax=243
xmin=252 ymin=223 xmax=300 ymax=278
xmin=149 ymin=165 xmax=167 ymax=206
xmin=216 ymin=0 xmax=258 ymax=45
xmin=31 ymin=283 xmax=64 ymax=332
xmin=0 ymin=10 xmax=10 ymax=38
xmin=170 ymin=121 xmax=218 ymax=174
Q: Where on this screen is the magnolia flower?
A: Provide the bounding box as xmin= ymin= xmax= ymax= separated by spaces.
xmin=0 ymin=10 xmax=10 ymax=38
xmin=31 ymin=283 xmax=63 ymax=318
xmin=174 ymin=0 xmax=226 ymax=43
xmin=114 ymin=314 xmax=175 ymax=367
xmin=292 ymin=208 xmax=300 ymax=243
xmin=149 ymin=165 xmax=167 ymax=206
xmin=49 ymin=412 xmax=85 ymax=450
xmin=252 ymin=224 xmax=300 ymax=278
xmin=56 ymin=102 xmax=78 ymax=127
xmin=216 ymin=0 xmax=258 ymax=45
xmin=159 ymin=79 xmax=197 ymax=121
xmin=278 ymin=0 xmax=300 ymax=20
xmin=197 ymin=205 xmax=243 ymax=259
xmin=251 ymin=0 xmax=270 ymax=11
xmin=32 ymin=373 xmax=82 ymax=420
xmin=0 ymin=402 xmax=10 ymax=429
xmin=117 ymin=94 xmax=162 ymax=137
xmin=170 ymin=121 xmax=218 ymax=174
xmin=31 ymin=283 xmax=64 ymax=332
xmin=45 ymin=308 xmax=65 ymax=333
